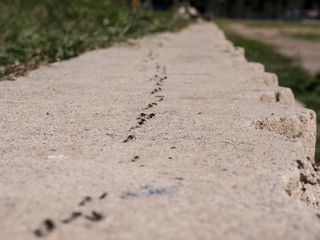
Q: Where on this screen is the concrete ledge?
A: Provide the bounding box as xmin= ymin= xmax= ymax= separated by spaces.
xmin=0 ymin=23 xmax=319 ymax=239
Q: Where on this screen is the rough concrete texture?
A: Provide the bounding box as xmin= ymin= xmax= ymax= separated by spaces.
xmin=1 ymin=22 xmax=320 ymax=240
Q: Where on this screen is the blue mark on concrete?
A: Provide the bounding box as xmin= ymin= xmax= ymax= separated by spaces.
xmin=149 ymin=188 xmax=168 ymax=195
xmin=124 ymin=192 xmax=137 ymax=198
xmin=221 ymin=168 xmax=228 ymax=172
xmin=121 ymin=185 xmax=177 ymax=199
xmin=142 ymin=185 xmax=170 ymax=196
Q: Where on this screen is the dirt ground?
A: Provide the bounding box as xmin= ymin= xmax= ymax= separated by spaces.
xmin=230 ymin=22 xmax=320 ymax=75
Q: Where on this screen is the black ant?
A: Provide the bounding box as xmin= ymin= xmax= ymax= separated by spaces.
xmin=62 ymin=212 xmax=82 ymax=224
xmin=138 ymin=119 xmax=146 ymax=125
xmin=85 ymin=211 xmax=104 ymax=222
xmin=132 ymin=156 xmax=140 ymax=162
xmin=123 ymin=135 xmax=136 ymax=143
xmin=99 ymin=192 xmax=108 ymax=199
xmin=44 ymin=219 xmax=55 ymax=231
xmin=146 ymin=104 xmax=153 ymax=109
xmin=149 ymin=113 xmax=155 ymax=118
xmin=79 ymin=196 xmax=92 ymax=206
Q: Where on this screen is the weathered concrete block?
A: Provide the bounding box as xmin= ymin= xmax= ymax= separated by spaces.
xmin=244 ymin=87 xmax=295 ymax=105
xmin=0 ymin=23 xmax=319 ymax=240
xmin=252 ymin=110 xmax=316 ymax=162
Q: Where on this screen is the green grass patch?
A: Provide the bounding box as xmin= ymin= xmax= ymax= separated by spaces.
xmin=0 ymin=0 xmax=191 ymax=80
xmin=288 ymin=33 xmax=320 ymax=42
xmin=216 ymin=19 xmax=320 ymax=163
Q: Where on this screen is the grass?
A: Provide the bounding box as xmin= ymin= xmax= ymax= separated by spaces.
xmin=244 ymin=20 xmax=320 ymax=29
xmin=216 ymin=19 xmax=320 ymax=163
xmin=0 ymin=0 xmax=191 ymax=80
xmin=288 ymin=33 xmax=320 ymax=42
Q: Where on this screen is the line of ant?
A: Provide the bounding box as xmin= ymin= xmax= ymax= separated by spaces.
xmin=33 ymin=51 xmax=169 ymax=238
xmin=123 ymin=60 xmax=168 ymax=144
xmin=34 ymin=192 xmax=107 ymax=238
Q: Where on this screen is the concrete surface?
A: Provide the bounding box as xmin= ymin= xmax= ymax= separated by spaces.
xmin=0 ymin=22 xmax=320 ymax=240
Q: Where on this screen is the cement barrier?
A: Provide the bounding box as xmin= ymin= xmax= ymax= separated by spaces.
xmin=0 ymin=22 xmax=319 ymax=240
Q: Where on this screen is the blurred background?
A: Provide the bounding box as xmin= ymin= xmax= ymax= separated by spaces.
xmin=136 ymin=0 xmax=320 ymax=20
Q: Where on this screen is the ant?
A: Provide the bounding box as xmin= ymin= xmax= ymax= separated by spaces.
xmin=132 ymin=156 xmax=140 ymax=162
xmin=85 ymin=211 xmax=104 ymax=222
xmin=79 ymin=196 xmax=92 ymax=206
xmin=123 ymin=135 xmax=136 ymax=143
xmin=62 ymin=212 xmax=82 ymax=224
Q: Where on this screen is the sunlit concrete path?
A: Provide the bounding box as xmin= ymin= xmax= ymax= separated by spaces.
xmin=230 ymin=22 xmax=320 ymax=75
xmin=1 ymin=22 xmax=319 ymax=240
